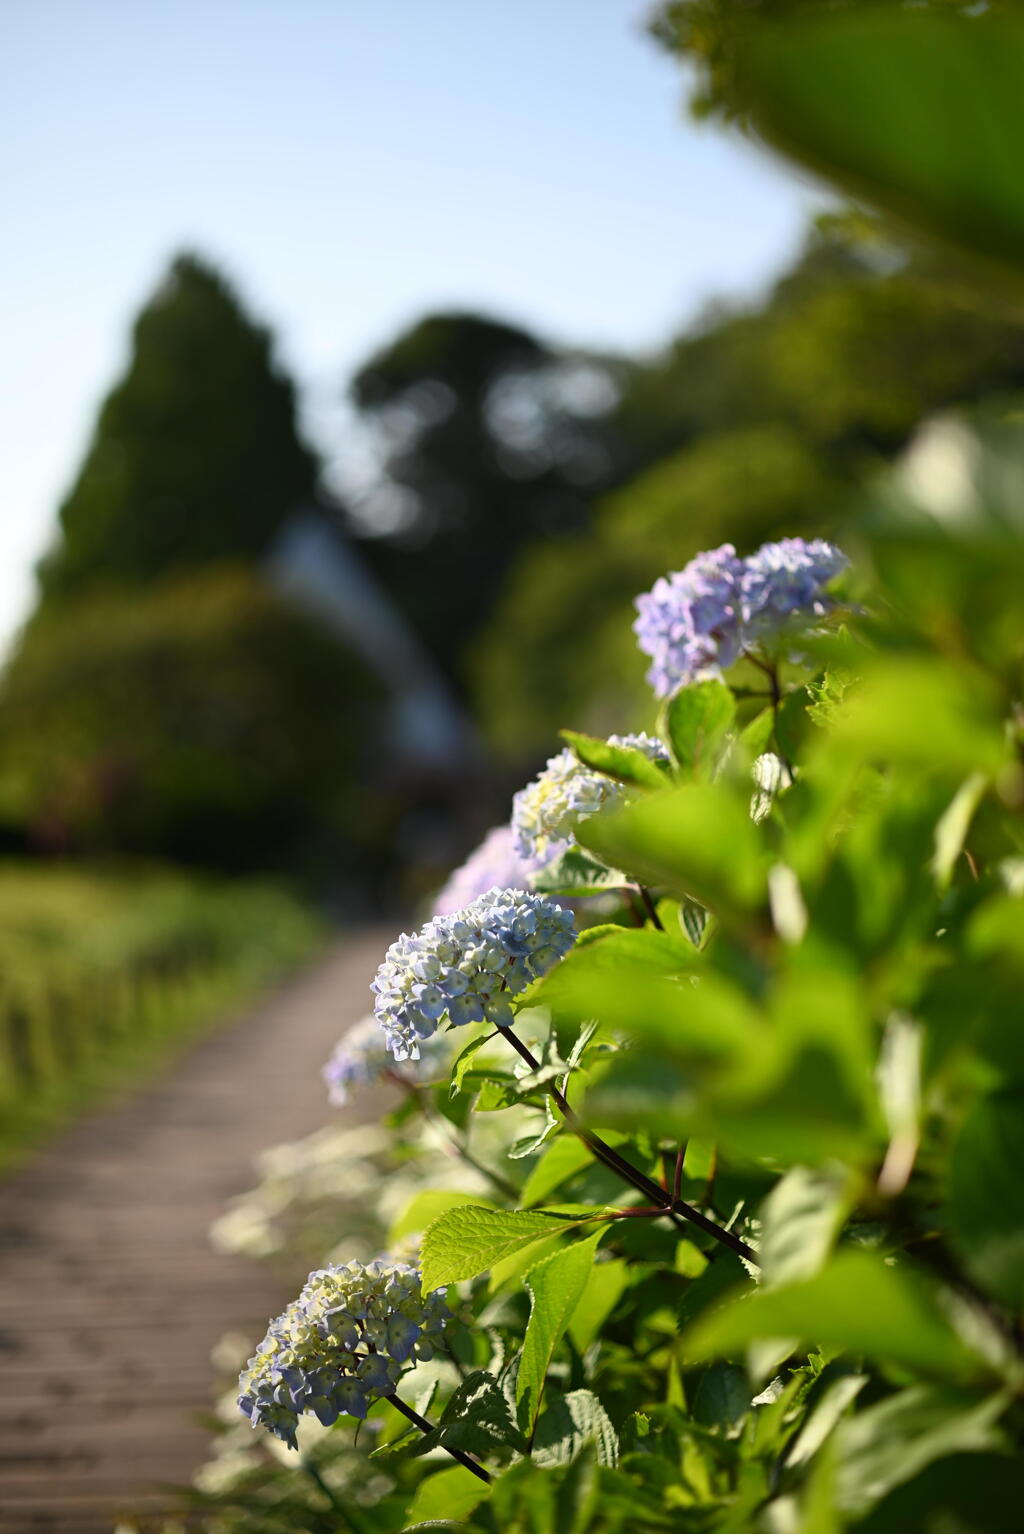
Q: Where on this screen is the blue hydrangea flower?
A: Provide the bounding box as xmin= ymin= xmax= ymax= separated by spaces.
xmin=433 ymin=825 xmax=533 ymax=916
xmin=372 ymin=888 xmax=575 ymax=1061
xmin=238 ymin=1259 xmax=452 ymax=1448
xmin=511 ymin=732 xmax=670 ymax=872
xmin=321 ymin=1015 xmax=448 ymax=1106
xmin=634 ymin=537 xmax=848 ymax=698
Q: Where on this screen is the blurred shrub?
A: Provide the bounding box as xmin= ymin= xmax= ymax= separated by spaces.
xmin=0 ymin=860 xmax=322 ymax=1169
xmin=0 ymin=567 xmax=382 ymax=869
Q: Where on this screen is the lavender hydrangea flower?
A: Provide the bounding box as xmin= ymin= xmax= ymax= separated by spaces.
xmin=321 ymin=1016 xmax=448 ymax=1106
xmin=433 ymin=825 xmax=532 ymax=916
xmin=740 ymin=538 xmax=848 ymax=640
xmin=372 ymin=888 xmax=575 ymax=1061
xmin=633 ymin=544 xmax=746 ymax=701
xmin=511 ymin=732 xmax=670 ymax=872
xmin=238 ymin=1259 xmax=451 ymax=1448
xmin=634 ymin=537 xmax=848 ymax=698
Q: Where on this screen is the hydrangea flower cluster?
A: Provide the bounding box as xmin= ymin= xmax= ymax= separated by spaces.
xmin=238 ymin=1259 xmax=451 ymax=1447
xmin=372 ymin=888 xmax=575 ymax=1061
xmin=511 ymin=733 xmax=670 ymax=872
xmin=634 ymin=537 xmax=848 ymax=698
xmin=432 ymin=825 xmax=532 ymax=916
xmin=321 ymin=1015 xmax=448 ymax=1106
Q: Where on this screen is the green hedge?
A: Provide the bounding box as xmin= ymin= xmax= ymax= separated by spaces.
xmin=0 ymin=861 xmax=322 ymax=1170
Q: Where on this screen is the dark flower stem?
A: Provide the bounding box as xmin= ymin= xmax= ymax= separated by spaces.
xmin=498 ymin=1026 xmax=757 ymax=1265
xmin=637 ymin=885 xmax=665 ymax=930
xmin=745 ymin=650 xmax=794 ymax=780
xmin=386 ymin=1394 xmax=492 ymax=1483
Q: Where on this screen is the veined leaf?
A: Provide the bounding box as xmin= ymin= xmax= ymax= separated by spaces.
xmin=517 ymin=1232 xmax=604 ymax=1434
xmin=421 ymin=1204 xmax=609 ymax=1290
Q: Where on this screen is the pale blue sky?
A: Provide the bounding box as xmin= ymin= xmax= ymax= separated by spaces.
xmin=0 ymin=0 xmax=818 ymax=649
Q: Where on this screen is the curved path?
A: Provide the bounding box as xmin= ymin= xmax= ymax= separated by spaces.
xmin=0 ymin=930 xmax=392 ymax=1534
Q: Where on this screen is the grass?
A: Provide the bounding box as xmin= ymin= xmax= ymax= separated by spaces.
xmin=0 ymin=860 xmax=325 ymax=1172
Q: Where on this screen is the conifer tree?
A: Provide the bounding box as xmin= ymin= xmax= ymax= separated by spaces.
xmin=38 ymin=253 xmax=319 ymax=605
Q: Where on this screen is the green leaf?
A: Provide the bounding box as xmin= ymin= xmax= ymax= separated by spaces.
xmin=846 ymin=1453 xmax=1024 ymax=1534
xmin=834 ymin=1385 xmax=1010 ymax=1516
xmin=685 ymin=1252 xmax=986 ymax=1383
xmin=677 ymin=1252 xmax=752 ymax=1330
xmin=692 ymin=1361 xmax=749 ymax=1432
xmin=561 ymin=729 xmax=670 ymax=791
xmin=508 ymin=1100 xmax=560 ymax=1160
xmin=390 ymin=1190 xmax=495 ymax=1247
xmin=948 ymin=1091 xmax=1024 ymax=1309
xmin=787 ymin=1373 xmax=868 ymax=1470
xmin=828 ymin=659 xmax=1008 ymax=777
xmin=660 ymin=678 xmax=736 ymax=781
xmin=520 ymin=1135 xmax=599 ymax=1207
xmin=405 ymin=1466 xmax=491 ymax=1527
xmin=759 ymin=1166 xmax=852 ymax=1288
xmin=568 ymin=1258 xmax=630 ymax=1353
xmin=529 ymin=846 xmax=629 ymax=897
xmin=679 ymin=897 xmax=709 ymax=948
xmin=531 ymin=1391 xmax=620 ymax=1469
xmin=449 ymin=1033 xmax=492 ymax=1098
xmin=576 ymin=784 xmax=768 ymax=913
xmin=403 ymin=1370 xmax=523 ymax=1461
xmin=736 ymin=10 xmax=1024 ymax=273
xmin=420 ymin=1204 xmax=606 ymax=1290
xmin=931 ymin=772 xmax=988 ymax=890
xmin=517 ymin=1231 xmax=604 ymax=1434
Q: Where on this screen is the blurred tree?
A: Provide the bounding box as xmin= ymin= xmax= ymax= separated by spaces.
xmin=0 ymin=568 xmax=383 ymax=872
xmin=37 ymin=254 xmax=321 ymax=605
xmin=346 ymin=311 xmax=624 ymax=679
xmin=474 ymin=219 xmax=1024 ymax=754
xmin=648 ymin=0 xmax=1002 ymax=121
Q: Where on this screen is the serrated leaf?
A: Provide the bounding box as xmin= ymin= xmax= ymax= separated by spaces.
xmin=561 ymin=729 xmax=670 ymax=791
xmin=660 ymin=679 xmax=736 ymax=780
xmin=403 ymin=1370 xmax=524 ymax=1463
xmin=518 ymin=1232 xmax=604 ymax=1434
xmin=531 ymin=1390 xmax=620 ymax=1469
xmin=420 ymin=1204 xmax=607 ymax=1290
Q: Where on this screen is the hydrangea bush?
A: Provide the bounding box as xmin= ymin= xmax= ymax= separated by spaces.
xmin=207 ymin=487 xmax=1024 ymax=1532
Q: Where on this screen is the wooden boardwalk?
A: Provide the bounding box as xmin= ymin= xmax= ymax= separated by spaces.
xmin=0 ymin=931 xmax=392 ymax=1534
